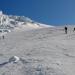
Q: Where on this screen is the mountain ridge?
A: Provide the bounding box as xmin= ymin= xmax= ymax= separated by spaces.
xmin=0 ymin=11 xmax=54 ymax=32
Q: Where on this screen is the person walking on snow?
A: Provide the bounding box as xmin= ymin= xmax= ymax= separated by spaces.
xmin=64 ymin=26 xmax=67 ymax=34
xmin=73 ymin=27 xmax=75 ymax=32
xmin=2 ymin=35 xmax=5 ymax=39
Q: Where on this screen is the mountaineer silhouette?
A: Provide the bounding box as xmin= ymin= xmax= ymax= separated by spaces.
xmin=64 ymin=26 xmax=67 ymax=34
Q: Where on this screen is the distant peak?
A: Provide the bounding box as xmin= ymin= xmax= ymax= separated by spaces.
xmin=0 ymin=11 xmax=54 ymax=32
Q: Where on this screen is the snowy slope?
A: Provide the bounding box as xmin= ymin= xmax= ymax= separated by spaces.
xmin=0 ymin=11 xmax=54 ymax=32
xmin=0 ymin=26 xmax=75 ymax=75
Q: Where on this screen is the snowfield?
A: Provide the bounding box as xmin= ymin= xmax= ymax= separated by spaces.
xmin=0 ymin=26 xmax=75 ymax=75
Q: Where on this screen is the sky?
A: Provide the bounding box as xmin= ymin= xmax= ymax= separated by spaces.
xmin=0 ymin=0 xmax=75 ymax=25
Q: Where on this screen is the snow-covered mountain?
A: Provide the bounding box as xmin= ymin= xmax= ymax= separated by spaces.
xmin=0 ymin=11 xmax=53 ymax=32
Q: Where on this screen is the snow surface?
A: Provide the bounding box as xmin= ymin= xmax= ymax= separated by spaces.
xmin=0 ymin=26 xmax=75 ymax=75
